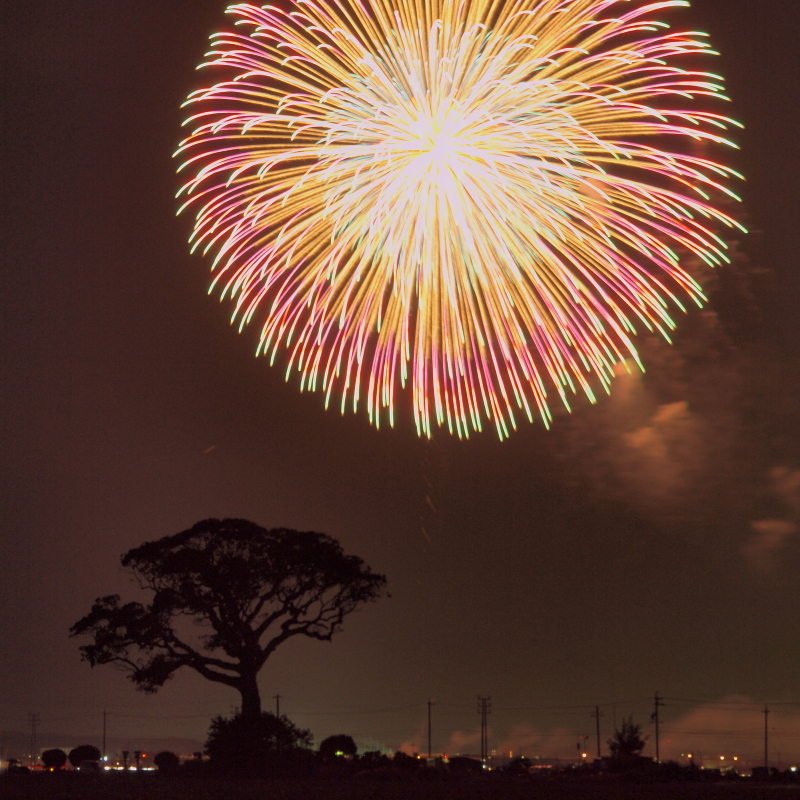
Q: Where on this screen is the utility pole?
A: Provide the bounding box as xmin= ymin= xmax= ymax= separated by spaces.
xmin=102 ymin=710 xmax=107 ymax=762
xmin=591 ymin=705 xmax=604 ymax=760
xmin=477 ymin=697 xmax=491 ymax=765
xmin=274 ymin=694 xmax=281 ymax=717
xmin=28 ymin=713 xmax=39 ymax=767
xmin=651 ymin=693 xmax=665 ymax=763
xmin=427 ymin=698 xmax=435 ymax=759
xmin=764 ymin=704 xmax=769 ymax=771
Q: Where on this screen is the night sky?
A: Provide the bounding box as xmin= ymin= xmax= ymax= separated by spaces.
xmin=4 ymin=0 xmax=800 ymax=765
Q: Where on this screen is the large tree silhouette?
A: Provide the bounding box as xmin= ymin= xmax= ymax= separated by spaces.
xmin=71 ymin=519 xmax=387 ymax=717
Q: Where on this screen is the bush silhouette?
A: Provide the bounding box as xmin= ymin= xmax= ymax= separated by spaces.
xmin=153 ymin=751 xmax=180 ymax=772
xmin=319 ymin=734 xmax=357 ymax=759
xmin=206 ymin=711 xmax=312 ymax=775
xmin=67 ymin=745 xmax=101 ymax=768
xmin=41 ymin=749 xmax=67 ymax=771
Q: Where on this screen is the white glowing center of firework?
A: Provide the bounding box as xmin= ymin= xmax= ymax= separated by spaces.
xmin=421 ymin=122 xmax=460 ymax=159
xmin=410 ymin=117 xmax=469 ymax=206
xmin=407 ymin=112 xmax=468 ymax=168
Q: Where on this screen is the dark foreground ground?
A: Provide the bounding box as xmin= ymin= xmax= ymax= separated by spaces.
xmin=3 ymin=774 xmax=800 ymax=800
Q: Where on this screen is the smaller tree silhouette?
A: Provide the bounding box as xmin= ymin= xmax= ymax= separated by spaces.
xmin=359 ymin=751 xmax=390 ymax=769
xmin=607 ymin=717 xmax=647 ymax=764
xmin=393 ymin=751 xmax=422 ymax=770
xmin=153 ymin=751 xmax=180 ymax=772
xmin=41 ymin=749 xmax=67 ymax=771
xmin=67 ymin=745 xmax=101 ymax=769
xmin=319 ymin=734 xmax=357 ymax=759
xmin=503 ymin=756 xmax=532 ymax=775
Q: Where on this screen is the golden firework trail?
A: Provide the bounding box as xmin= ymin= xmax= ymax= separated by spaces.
xmin=177 ymin=0 xmax=743 ymax=438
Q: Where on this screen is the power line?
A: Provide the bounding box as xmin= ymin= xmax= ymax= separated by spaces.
xmin=290 ymin=703 xmax=424 ymax=717
xmin=496 ymin=698 xmax=653 ymax=713
xmin=666 ymin=697 xmax=800 ymax=709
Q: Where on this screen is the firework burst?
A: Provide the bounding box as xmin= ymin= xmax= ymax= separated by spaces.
xmin=176 ymin=0 xmax=743 ymax=438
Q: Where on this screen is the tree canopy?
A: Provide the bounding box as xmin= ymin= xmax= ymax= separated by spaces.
xmin=67 ymin=745 xmax=101 ymax=768
xmin=153 ymin=751 xmax=180 ymax=772
xmin=319 ymin=734 xmax=357 ymax=759
xmin=70 ymin=518 xmax=387 ymax=717
xmin=41 ymin=749 xmax=67 ymax=770
xmin=608 ymin=717 xmax=647 ymax=762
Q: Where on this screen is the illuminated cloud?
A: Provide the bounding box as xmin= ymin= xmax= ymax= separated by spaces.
xmin=660 ymin=697 xmax=800 ymax=767
xmin=769 ymin=467 xmax=800 ymax=514
xmin=621 ymin=400 xmax=705 ymax=503
xmin=497 ymin=723 xmax=582 ymax=760
xmin=742 ymin=519 xmax=796 ymax=572
xmin=745 ymin=467 xmax=800 ymax=570
xmin=445 ymin=728 xmax=483 ymax=755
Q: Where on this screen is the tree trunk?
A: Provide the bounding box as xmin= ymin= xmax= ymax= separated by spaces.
xmin=237 ymin=671 xmax=262 ymax=719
